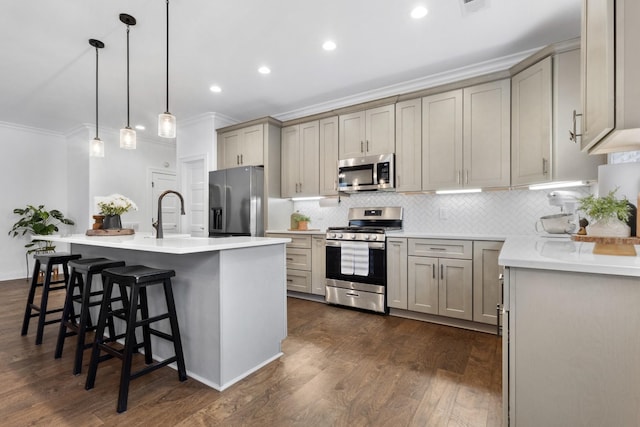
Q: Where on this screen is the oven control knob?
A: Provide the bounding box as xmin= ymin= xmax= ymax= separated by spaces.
xmin=337 ymin=233 xmax=343 ymax=239
xmin=328 ymin=233 xmax=335 ymax=239
xmin=363 ymin=234 xmax=371 ymax=241
xmin=350 ymin=234 xmax=357 ymax=240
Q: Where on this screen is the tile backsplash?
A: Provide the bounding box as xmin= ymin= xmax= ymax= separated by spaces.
xmin=293 ymin=186 xmax=593 ymax=236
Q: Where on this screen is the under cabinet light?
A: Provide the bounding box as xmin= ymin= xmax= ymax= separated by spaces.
xmin=529 ymin=181 xmax=588 ymax=190
xmin=435 ymin=188 xmax=482 ymax=195
xmin=291 ymin=196 xmax=324 ymax=201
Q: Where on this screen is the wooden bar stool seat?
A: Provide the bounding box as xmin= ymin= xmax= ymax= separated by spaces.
xmin=54 ymin=257 xmax=126 ymax=375
xmin=85 ymin=265 xmax=187 ymax=413
xmin=21 ymin=252 xmax=82 ymax=345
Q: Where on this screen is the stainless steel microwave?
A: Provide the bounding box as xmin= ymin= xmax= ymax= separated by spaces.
xmin=338 ymin=153 xmax=395 ymax=192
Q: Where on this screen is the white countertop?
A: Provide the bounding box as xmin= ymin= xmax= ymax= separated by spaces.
xmin=266 ymin=229 xmax=326 ymax=235
xmin=46 ymin=233 xmax=291 ymax=255
xmin=499 ymin=235 xmax=640 ymax=277
xmin=387 ymin=231 xmax=506 ymax=241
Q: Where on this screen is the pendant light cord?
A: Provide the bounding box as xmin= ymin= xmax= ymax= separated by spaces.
xmin=95 ymin=45 xmax=99 ymax=138
xmin=165 ymin=0 xmax=170 ymax=113
xmin=126 ymin=24 xmax=131 ymax=128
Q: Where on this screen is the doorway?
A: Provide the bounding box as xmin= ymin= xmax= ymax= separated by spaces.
xmin=149 ymin=170 xmax=180 ymax=235
xmin=179 ymin=155 xmax=208 ymax=237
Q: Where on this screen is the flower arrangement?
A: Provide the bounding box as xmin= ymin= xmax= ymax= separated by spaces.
xmin=97 ymin=194 xmax=138 ymax=216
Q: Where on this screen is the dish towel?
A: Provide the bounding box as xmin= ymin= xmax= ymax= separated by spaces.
xmin=340 ymin=242 xmax=355 ymax=275
xmin=352 ymin=241 xmax=370 ymax=276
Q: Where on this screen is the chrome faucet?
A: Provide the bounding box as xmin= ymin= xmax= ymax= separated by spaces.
xmin=152 ymin=190 xmax=186 ymax=239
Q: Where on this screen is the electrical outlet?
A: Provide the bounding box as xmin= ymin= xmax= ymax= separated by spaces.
xmin=439 ymin=208 xmax=448 ymax=220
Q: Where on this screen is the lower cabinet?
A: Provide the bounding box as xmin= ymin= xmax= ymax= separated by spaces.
xmin=407 ymin=239 xmax=473 ymax=321
xmin=386 ymin=237 xmax=503 ymax=325
xmin=266 ymin=233 xmax=325 ymax=295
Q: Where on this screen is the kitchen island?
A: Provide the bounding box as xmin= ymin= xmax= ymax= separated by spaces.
xmin=499 ymin=236 xmax=640 ymax=426
xmin=46 ymin=233 xmax=290 ymax=391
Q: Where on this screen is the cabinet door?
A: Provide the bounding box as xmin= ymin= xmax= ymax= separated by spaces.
xmin=240 ymin=124 xmax=264 ymax=166
xmin=395 ymin=99 xmax=422 ymax=192
xmin=580 ymin=0 xmax=615 ymax=151
xmin=311 ymin=236 xmax=326 ymax=295
xmin=281 ymin=125 xmax=299 ymax=198
xmin=473 ymin=241 xmax=504 ymax=325
xmin=407 ymin=256 xmax=438 ymax=314
xmin=319 ymin=116 xmax=339 ymax=196
xmin=422 ymin=90 xmax=463 ymax=191
xmin=299 ymin=121 xmax=320 ymax=196
xmin=463 ymin=80 xmax=511 ymax=188
xmin=339 ymin=111 xmax=366 ymax=159
xmin=386 ymin=238 xmax=408 ymax=309
xmin=365 ymin=104 xmax=395 ymax=155
xmin=287 ymin=269 xmax=312 ymax=293
xmin=219 ymin=130 xmax=241 ymax=169
xmin=511 ymin=57 xmax=552 ymax=186
xmin=438 ymin=258 xmax=473 ymax=321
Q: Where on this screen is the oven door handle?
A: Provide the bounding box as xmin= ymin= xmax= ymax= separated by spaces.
xmin=325 ymin=240 xmax=385 ymax=249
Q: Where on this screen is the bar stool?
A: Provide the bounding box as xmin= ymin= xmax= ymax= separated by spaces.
xmin=21 ymin=252 xmax=82 ymax=345
xmin=85 ymin=265 xmax=187 ymax=413
xmin=54 ymin=257 xmax=126 ymax=375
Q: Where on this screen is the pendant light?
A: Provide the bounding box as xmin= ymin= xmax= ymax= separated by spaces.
xmin=89 ymin=39 xmax=105 ymax=157
xmin=119 ymin=13 xmax=137 ymax=149
xmin=158 ymin=0 xmax=176 ymax=138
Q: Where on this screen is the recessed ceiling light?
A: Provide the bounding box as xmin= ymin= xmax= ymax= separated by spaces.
xmin=209 ymin=85 xmax=222 ymax=93
xmin=258 ymin=66 xmax=271 ymax=74
xmin=135 ymin=124 xmax=145 ymax=131
xmin=410 ymin=6 xmax=428 ymax=19
xmin=322 ymin=40 xmax=337 ymax=51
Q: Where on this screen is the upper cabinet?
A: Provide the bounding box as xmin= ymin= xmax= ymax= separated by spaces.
xmin=511 ymin=45 xmax=604 ymax=187
xmin=580 ymin=0 xmax=640 ymax=153
xmin=281 ymin=121 xmax=320 ymax=198
xmin=511 ymin=57 xmax=552 ymax=186
xmin=319 ymin=116 xmax=339 ymax=196
xmin=422 ymin=80 xmax=510 ymax=191
xmin=339 ymin=104 xmax=395 ymax=159
xmin=219 ymin=124 xmax=264 ymax=169
xmin=395 ymin=99 xmax=422 ymax=192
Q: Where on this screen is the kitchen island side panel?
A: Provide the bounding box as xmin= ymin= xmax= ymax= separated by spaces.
xmin=71 ymin=242 xmax=287 ymax=391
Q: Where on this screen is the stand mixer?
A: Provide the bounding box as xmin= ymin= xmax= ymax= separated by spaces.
xmin=541 ymin=190 xmax=582 ymax=234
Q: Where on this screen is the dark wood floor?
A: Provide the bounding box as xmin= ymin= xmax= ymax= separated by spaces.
xmin=0 ymin=278 xmax=502 ymax=426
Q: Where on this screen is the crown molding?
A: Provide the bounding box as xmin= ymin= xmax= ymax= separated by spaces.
xmin=180 ymin=112 xmax=240 ymax=129
xmin=273 ymin=46 xmax=542 ymax=122
xmin=0 ymin=120 xmax=64 ymax=137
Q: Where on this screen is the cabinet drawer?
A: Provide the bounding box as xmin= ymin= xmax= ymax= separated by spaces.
xmin=286 ymin=269 xmax=312 ymax=293
xmin=408 ymin=239 xmax=472 ymax=259
xmin=286 ymin=248 xmax=311 ymax=270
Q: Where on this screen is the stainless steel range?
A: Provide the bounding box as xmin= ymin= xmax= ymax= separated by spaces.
xmin=325 ymin=206 xmax=403 ymax=313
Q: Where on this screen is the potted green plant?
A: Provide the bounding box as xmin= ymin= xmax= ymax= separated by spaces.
xmin=297 ymin=214 xmax=311 ymax=230
xmin=9 ymin=205 xmax=75 ymax=278
xmin=578 ymin=189 xmax=631 ymax=237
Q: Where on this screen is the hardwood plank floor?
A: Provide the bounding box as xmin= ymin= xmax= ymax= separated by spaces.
xmin=0 ymin=278 xmax=502 ymax=426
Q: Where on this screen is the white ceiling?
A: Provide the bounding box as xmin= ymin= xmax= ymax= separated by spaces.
xmin=0 ymin=0 xmax=581 ymax=139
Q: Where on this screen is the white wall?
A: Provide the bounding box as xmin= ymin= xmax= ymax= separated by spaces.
xmin=177 ymin=112 xmax=237 ymax=171
xmin=0 ymin=123 xmax=71 ymax=280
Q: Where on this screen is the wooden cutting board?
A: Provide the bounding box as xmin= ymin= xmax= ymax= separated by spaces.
xmin=85 ymin=229 xmax=135 ymax=236
xmin=571 ymin=235 xmax=640 ymax=256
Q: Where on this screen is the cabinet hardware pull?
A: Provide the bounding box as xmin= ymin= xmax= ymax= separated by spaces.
xmin=286 ymin=257 xmax=293 ymax=261
xmin=465 ymin=170 xmax=469 ymax=185
xmin=334 ymin=180 xmax=337 ymax=191
xmin=496 ymin=303 xmax=502 ymax=336
xmin=432 ymin=264 xmax=435 ymax=279
xmin=346 ymin=292 xmax=360 ymax=298
xmin=542 ymin=158 xmax=548 ymax=175
xmin=457 ymin=170 xmax=461 ymax=184
xmin=240 ymin=154 xmax=243 ymax=164
xmin=366 ymin=140 xmax=369 ymax=152
xmin=360 ymin=141 xmax=364 ymax=153
xmin=569 ymin=109 xmax=583 ymax=143
xmin=440 ymin=264 xmax=444 ymax=280
xmin=237 ymin=154 xmax=240 ymax=165
xmin=287 ymin=279 xmax=293 ymax=282
xmin=429 ymin=247 xmax=446 ymax=251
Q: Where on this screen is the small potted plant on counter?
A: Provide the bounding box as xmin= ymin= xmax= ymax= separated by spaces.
xmin=578 ymin=189 xmax=632 ymax=237
xmin=297 ymin=214 xmax=311 ymax=230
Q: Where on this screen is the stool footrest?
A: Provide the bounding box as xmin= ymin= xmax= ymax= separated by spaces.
xmin=135 ymin=313 xmax=170 ymax=327
xmin=130 ymin=357 xmax=177 ymax=380
xmin=149 ymin=329 xmax=174 ymax=342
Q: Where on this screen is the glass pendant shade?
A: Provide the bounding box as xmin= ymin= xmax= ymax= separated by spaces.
xmin=90 ymin=137 xmax=105 ymax=157
xmin=120 ymin=127 xmax=136 ymax=149
xmin=158 ymin=113 xmax=176 ymax=138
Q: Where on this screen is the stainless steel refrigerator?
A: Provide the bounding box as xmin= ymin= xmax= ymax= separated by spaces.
xmin=208 ymin=165 xmax=264 ymax=237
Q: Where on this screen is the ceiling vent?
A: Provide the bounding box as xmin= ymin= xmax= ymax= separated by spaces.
xmin=460 ymin=0 xmax=490 ymax=16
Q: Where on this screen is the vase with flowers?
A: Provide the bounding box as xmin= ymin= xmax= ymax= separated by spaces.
xmin=97 ymin=194 xmax=138 ymax=229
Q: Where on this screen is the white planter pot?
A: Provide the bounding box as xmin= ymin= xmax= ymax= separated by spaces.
xmin=586 ymin=217 xmax=631 ymax=237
